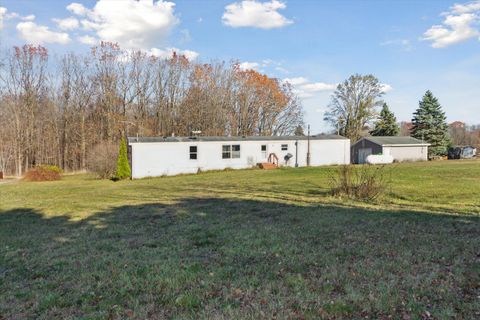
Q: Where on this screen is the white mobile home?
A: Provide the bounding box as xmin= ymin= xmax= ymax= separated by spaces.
xmin=128 ymin=135 xmax=350 ymax=178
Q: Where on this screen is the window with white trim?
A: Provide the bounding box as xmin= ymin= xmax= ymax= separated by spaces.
xmin=232 ymin=145 xmax=240 ymax=158
xmin=189 ymin=146 xmax=197 ymax=160
xmin=281 ymin=144 xmax=288 ymax=151
xmin=222 ymin=144 xmax=240 ymax=159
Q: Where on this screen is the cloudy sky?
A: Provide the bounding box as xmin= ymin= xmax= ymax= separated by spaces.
xmin=1 ymin=0 xmax=479 ymax=133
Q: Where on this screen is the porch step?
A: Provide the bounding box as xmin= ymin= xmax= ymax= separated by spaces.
xmin=258 ymin=162 xmax=277 ymax=170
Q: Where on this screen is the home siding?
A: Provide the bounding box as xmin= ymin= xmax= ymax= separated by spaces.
xmin=385 ymin=146 xmax=428 ymax=162
xmin=130 ymin=138 xmax=350 ymax=178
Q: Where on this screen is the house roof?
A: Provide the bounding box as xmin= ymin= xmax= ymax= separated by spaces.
xmin=128 ymin=134 xmax=347 ymax=143
xmin=356 ymin=136 xmax=430 ymax=146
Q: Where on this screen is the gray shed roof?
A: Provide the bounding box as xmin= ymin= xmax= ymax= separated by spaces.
xmin=128 ymin=134 xmax=347 ymax=143
xmin=356 ymin=136 xmax=430 ymax=146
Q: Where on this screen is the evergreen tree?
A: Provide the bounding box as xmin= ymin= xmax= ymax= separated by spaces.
xmin=411 ymin=91 xmax=450 ymax=156
xmin=370 ymin=103 xmax=399 ymax=136
xmin=115 ymin=137 xmax=131 ymax=179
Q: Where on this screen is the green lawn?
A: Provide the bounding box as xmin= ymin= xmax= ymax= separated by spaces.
xmin=1 ymin=160 xmax=479 ymax=319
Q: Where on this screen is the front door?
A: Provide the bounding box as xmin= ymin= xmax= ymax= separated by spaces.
xmin=261 ymin=144 xmax=267 ymax=159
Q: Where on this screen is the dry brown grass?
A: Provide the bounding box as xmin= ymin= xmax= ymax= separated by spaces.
xmin=23 ymin=165 xmax=62 ymax=182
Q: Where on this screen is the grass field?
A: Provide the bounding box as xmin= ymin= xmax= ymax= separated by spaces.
xmin=1 ymin=160 xmax=479 ymax=319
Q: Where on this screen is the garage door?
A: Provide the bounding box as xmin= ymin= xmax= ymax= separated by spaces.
xmin=358 ymin=148 xmax=372 ymax=164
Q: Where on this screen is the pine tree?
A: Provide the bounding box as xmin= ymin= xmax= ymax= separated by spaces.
xmin=370 ymin=103 xmax=399 ymax=136
xmin=411 ymin=90 xmax=450 ymax=156
xmin=115 ymin=137 xmax=131 ymax=179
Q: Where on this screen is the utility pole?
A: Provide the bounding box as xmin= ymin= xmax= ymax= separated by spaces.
xmin=295 ymin=140 xmax=299 ymax=167
xmin=307 ymin=124 xmax=311 ymax=166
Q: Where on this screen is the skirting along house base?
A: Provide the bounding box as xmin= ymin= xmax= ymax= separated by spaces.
xmin=128 ymin=135 xmax=350 ymax=178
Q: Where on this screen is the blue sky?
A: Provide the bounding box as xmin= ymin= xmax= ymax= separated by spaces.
xmin=1 ymin=0 xmax=479 ymax=133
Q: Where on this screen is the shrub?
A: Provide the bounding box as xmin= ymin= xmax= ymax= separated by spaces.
xmin=24 ymin=165 xmax=62 ymax=181
xmin=87 ymin=141 xmax=118 ymax=179
xmin=115 ymin=137 xmax=131 ymax=180
xmin=329 ymin=164 xmax=389 ymax=201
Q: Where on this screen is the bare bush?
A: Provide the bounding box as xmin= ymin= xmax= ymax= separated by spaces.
xmin=87 ymin=141 xmax=118 ymax=179
xmin=24 ymin=165 xmax=62 ymax=182
xmin=329 ymin=165 xmax=389 ymax=201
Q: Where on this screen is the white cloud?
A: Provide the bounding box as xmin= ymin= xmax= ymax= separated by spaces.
xmin=274 ymin=66 xmax=289 ymax=74
xmin=380 ymin=83 xmax=393 ymax=93
xmin=380 ymin=39 xmax=413 ymax=51
xmin=222 ymin=0 xmax=293 ymax=29
xmin=53 ymin=17 xmax=79 ymax=30
xmin=451 ymin=1 xmax=480 ymax=14
xmin=80 ymin=19 xmax=100 ymax=31
xmin=67 ymin=2 xmax=90 ymax=16
xmin=16 ymin=21 xmax=71 ymax=44
xmin=67 ymin=0 xmax=179 ymax=50
xmin=283 ymin=77 xmax=308 ymax=86
xmin=6 ymin=12 xmax=19 ymax=20
xmin=1 ymin=7 xmax=36 ymax=29
xmin=239 ymin=61 xmax=260 ymax=70
xmin=148 ymin=47 xmax=199 ymax=61
xmin=423 ymin=1 xmax=480 ymax=48
xmin=0 ymin=7 xmax=6 ymax=30
xmin=284 ymin=77 xmax=336 ymax=98
xmin=78 ymin=35 xmax=97 ymax=46
xmin=21 ymin=14 xmax=35 ymax=21
xmin=238 ymin=58 xmax=286 ymax=72
xmin=302 ymin=82 xmax=337 ymax=92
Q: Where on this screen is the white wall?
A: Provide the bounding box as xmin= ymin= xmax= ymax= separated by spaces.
xmin=383 ymin=146 xmax=428 ymax=162
xmin=130 ymin=138 xmax=350 ymax=178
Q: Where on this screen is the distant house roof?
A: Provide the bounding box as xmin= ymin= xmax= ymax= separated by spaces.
xmin=449 ymin=121 xmax=465 ymax=129
xmin=354 ymin=136 xmax=430 ymax=146
xmin=128 ymin=134 xmax=347 ymax=143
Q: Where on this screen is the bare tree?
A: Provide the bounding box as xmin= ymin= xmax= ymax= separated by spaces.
xmin=324 ymin=74 xmax=384 ymax=142
xmin=0 ymin=43 xmax=304 ymax=176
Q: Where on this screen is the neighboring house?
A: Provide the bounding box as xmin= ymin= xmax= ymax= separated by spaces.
xmin=448 ymin=146 xmax=477 ymax=159
xmin=449 ymin=121 xmax=466 ymax=129
xmin=128 ymin=135 xmax=350 ymax=178
xmin=351 ymin=136 xmax=430 ymax=164
xmin=399 ymin=121 xmax=414 ymax=136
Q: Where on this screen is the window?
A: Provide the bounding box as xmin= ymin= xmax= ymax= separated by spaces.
xmin=189 ymin=146 xmax=197 ymax=160
xmin=232 ymin=145 xmax=240 ymax=158
xmin=261 ymin=145 xmax=267 ymax=158
xmin=222 ymin=145 xmax=231 ymax=159
xmin=281 ymin=144 xmax=288 ymax=151
xmin=222 ymin=144 xmax=240 ymax=159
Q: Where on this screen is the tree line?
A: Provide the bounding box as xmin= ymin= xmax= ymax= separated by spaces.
xmin=0 ymin=43 xmax=303 ymax=176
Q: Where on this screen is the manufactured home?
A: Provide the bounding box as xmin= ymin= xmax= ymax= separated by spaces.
xmin=351 ymin=136 xmax=430 ymax=164
xmin=128 ymin=135 xmax=350 ymax=178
